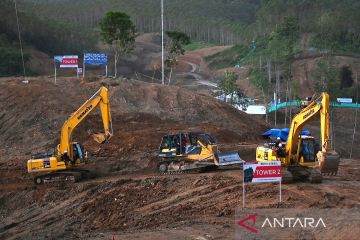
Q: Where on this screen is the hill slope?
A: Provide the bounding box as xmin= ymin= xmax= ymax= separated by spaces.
xmin=0 ymin=77 xmax=268 ymax=174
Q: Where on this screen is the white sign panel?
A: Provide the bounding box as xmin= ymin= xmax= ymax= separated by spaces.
xmin=238 ymin=105 xmax=267 ymax=115
xmin=337 ymin=98 xmax=352 ymax=103
xmin=243 ymin=161 xmax=281 ymax=183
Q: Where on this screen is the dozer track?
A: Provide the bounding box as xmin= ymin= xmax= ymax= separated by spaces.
xmin=157 ymin=158 xmax=216 ymax=175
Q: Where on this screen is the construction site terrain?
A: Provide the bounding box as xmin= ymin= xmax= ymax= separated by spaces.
xmin=0 ymin=77 xmax=359 ymax=239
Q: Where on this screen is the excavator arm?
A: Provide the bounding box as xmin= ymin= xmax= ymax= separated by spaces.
xmin=58 ymin=86 xmax=113 ymax=159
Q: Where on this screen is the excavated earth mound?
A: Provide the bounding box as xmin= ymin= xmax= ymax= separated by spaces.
xmin=0 ymin=76 xmax=268 ymax=181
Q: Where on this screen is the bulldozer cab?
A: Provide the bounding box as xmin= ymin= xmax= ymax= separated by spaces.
xmin=158 ymin=132 xmax=215 ymax=157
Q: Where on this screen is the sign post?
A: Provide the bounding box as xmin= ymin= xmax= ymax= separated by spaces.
xmin=83 ymin=53 xmax=108 ymax=77
xmin=243 ymin=177 xmax=245 ymax=208
xmin=54 ymin=55 xmax=79 ymax=82
xmin=83 ymin=56 xmax=85 ymax=78
xmin=54 ymin=59 xmax=57 ymax=84
xmin=243 ymin=161 xmax=282 ymax=208
xmin=280 ymin=178 xmax=282 ymax=202
xmin=77 ymin=68 xmax=83 ymax=78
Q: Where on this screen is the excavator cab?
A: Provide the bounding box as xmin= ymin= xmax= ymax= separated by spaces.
xmin=297 ymin=137 xmax=317 ymax=164
xmin=71 ymin=143 xmax=87 ymax=164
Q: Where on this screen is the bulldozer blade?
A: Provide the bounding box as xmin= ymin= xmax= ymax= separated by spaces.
xmin=317 ymin=151 xmax=340 ymax=175
xmin=217 ymin=151 xmax=244 ymax=166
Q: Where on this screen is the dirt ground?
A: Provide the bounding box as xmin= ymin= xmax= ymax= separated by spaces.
xmin=0 ymin=75 xmax=359 ymax=239
xmin=1 ymin=159 xmax=359 ymax=239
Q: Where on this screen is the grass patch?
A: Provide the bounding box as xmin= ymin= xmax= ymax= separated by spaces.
xmin=205 ymin=44 xmax=249 ymax=69
xmin=184 ymin=41 xmax=216 ymax=51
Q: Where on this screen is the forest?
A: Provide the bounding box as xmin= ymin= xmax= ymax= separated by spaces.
xmin=1 ymin=0 xmax=360 ymax=95
xmin=204 ymin=0 xmax=360 ymax=101
xmin=19 ymin=0 xmax=260 ymax=45
xmin=0 ymin=0 xmax=96 ymax=76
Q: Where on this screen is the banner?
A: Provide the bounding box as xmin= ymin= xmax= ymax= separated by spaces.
xmin=337 ymin=98 xmax=352 ymax=103
xmin=243 ymin=161 xmax=281 ymax=183
xmin=54 ymin=55 xmax=78 ymax=68
xmin=84 ymin=53 xmax=108 ymax=65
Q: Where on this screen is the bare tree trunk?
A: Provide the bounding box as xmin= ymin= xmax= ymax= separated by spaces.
xmin=114 ymin=50 xmax=119 ymax=78
xmin=289 ymin=83 xmax=292 ymax=123
xmin=167 ymin=67 xmax=173 ymax=85
xmin=263 ymin=87 xmax=268 ymax=123
xmin=284 ymin=79 xmax=289 ymax=127
xmin=276 ymin=66 xmax=280 ymax=101
xmin=267 ymin=59 xmax=271 ymax=84
xmin=151 ymin=68 xmax=156 ymax=83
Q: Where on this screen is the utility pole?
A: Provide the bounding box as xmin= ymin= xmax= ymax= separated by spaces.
xmin=350 ymin=72 xmax=359 ymax=159
xmin=161 ymin=0 xmax=165 ymax=85
xmin=14 ymin=0 xmax=28 ymax=84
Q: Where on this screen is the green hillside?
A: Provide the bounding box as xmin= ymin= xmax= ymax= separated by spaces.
xmin=0 ymin=0 xmax=97 ymax=76
xmin=204 ymin=0 xmax=360 ymax=100
xmin=4 ymin=0 xmax=360 ymax=85
xmin=19 ymin=0 xmax=260 ymax=45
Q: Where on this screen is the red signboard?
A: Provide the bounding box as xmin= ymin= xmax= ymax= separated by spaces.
xmin=54 ymin=55 xmax=79 ymax=68
xmin=244 ymin=161 xmax=281 ymax=183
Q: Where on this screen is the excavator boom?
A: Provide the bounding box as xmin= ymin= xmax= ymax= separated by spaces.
xmin=58 ymin=86 xmax=113 ymax=159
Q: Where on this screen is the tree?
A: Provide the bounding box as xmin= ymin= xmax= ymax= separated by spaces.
xmin=218 ymin=70 xmax=247 ymax=108
xmin=0 ymin=47 xmax=29 ymax=77
xmin=313 ymin=58 xmax=340 ymax=97
xmin=99 ymin=11 xmax=136 ymax=78
xmin=165 ymin=31 xmax=191 ymax=85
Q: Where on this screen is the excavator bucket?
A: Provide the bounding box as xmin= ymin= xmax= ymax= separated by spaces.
xmin=317 ymin=151 xmax=340 ymax=175
xmin=91 ymin=133 xmax=107 ymax=144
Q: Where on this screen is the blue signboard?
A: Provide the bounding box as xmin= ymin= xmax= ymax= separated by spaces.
xmin=84 ymin=53 xmax=108 ymax=65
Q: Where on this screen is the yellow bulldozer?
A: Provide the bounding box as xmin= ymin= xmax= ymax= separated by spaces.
xmin=256 ymin=92 xmax=340 ymax=183
xmin=156 ymin=132 xmax=244 ymax=173
xmin=27 ymin=86 xmax=113 ymax=184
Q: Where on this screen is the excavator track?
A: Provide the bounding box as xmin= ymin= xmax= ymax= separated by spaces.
xmin=287 ymin=166 xmax=322 ymax=183
xmin=33 ymin=169 xmax=95 ymax=185
xmin=281 ymin=168 xmax=294 ymax=184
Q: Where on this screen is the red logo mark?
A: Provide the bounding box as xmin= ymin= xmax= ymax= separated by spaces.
xmin=237 ymin=213 xmax=258 ymax=233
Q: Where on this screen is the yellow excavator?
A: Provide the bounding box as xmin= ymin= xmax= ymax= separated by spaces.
xmin=27 ymin=86 xmax=113 ymax=184
xmin=157 ymin=132 xmax=244 ymax=173
xmin=256 ymin=92 xmax=340 ymax=183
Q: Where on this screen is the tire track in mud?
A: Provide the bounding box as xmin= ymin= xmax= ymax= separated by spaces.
xmin=143 ymin=184 xmax=242 ymax=216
